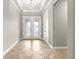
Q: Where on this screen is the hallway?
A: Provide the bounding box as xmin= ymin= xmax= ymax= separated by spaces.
xmin=3 ymin=0 xmax=70 ymax=59
xmin=4 ymin=40 xmax=67 ymax=59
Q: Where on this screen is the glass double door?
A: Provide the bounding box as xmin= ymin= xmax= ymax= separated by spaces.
xmin=25 ymin=20 xmax=39 ymax=38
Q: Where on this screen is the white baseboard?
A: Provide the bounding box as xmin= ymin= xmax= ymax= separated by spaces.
xmin=20 ymin=38 xmax=42 ymax=40
xmin=3 ymin=40 xmax=19 ymax=56
xmin=42 ymin=39 xmax=68 ymax=49
xmin=43 ymin=39 xmax=53 ymax=49
xmin=53 ymin=47 xmax=68 ymax=49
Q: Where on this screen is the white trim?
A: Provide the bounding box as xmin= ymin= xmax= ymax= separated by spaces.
xmin=20 ymin=38 xmax=42 ymax=40
xmin=41 ymin=0 xmax=58 ymax=14
xmin=43 ymin=39 xmax=68 ymax=49
xmin=53 ymin=47 xmax=68 ymax=49
xmin=3 ymin=40 xmax=19 ymax=56
xmin=22 ymin=12 xmax=41 ymax=16
xmin=53 ymin=0 xmax=58 ymax=5
xmin=40 ymin=0 xmax=49 ymax=13
xmin=43 ymin=39 xmax=53 ymax=48
xmin=41 ymin=0 xmax=53 ymax=14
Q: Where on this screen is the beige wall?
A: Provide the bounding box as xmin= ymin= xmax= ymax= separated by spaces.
xmin=43 ymin=0 xmax=67 ymax=47
xmin=53 ymin=0 xmax=67 ymax=47
xmin=3 ymin=0 xmax=21 ymax=53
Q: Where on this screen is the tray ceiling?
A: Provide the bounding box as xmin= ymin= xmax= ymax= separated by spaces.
xmin=16 ymin=0 xmax=49 ymax=12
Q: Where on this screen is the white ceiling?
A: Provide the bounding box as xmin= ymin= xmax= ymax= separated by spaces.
xmin=16 ymin=0 xmax=49 ymax=12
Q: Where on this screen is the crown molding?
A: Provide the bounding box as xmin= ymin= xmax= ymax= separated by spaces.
xmin=41 ymin=0 xmax=58 ymax=15
xmin=40 ymin=0 xmax=53 ymax=15
xmin=22 ymin=12 xmax=41 ymax=16
xmin=40 ymin=0 xmax=50 ymax=13
xmin=13 ymin=0 xmax=23 ymax=12
xmin=40 ymin=0 xmax=49 ymax=13
xmin=10 ymin=0 xmax=22 ymax=13
xmin=53 ymin=0 xmax=58 ymax=5
xmin=22 ymin=0 xmax=49 ymax=15
xmin=11 ymin=0 xmax=58 ymax=15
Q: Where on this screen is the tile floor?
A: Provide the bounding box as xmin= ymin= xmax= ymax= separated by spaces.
xmin=4 ymin=40 xmax=68 ymax=59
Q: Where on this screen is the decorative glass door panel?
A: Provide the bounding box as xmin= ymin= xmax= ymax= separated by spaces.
xmin=24 ymin=16 xmax=41 ymax=39
xmin=25 ymin=20 xmax=31 ymax=37
xmin=33 ymin=21 xmax=39 ymax=37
